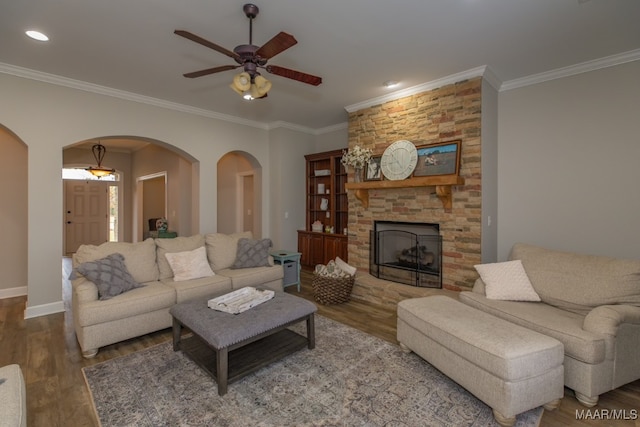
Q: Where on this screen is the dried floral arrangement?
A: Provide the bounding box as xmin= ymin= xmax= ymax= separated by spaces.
xmin=340 ymin=145 xmax=373 ymax=169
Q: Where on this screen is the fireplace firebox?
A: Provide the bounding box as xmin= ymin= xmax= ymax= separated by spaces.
xmin=370 ymin=221 xmax=442 ymax=288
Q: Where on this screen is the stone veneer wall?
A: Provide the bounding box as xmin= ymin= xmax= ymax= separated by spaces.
xmin=347 ymin=77 xmax=482 ymax=304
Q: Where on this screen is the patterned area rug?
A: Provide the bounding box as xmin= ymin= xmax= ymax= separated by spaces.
xmin=82 ymin=315 xmax=543 ymax=427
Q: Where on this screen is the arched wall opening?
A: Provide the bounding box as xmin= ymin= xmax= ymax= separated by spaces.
xmin=0 ymin=126 xmax=28 ymax=298
xmin=217 ymin=151 xmax=262 ymax=237
xmin=63 ymin=136 xmax=200 ymax=247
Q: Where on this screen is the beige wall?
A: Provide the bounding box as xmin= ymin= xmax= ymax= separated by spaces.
xmin=497 ymin=60 xmax=640 ymax=260
xmin=268 ymin=127 xmax=315 ymax=251
xmin=0 ymin=72 xmax=304 ymax=317
xmin=0 ymin=127 xmax=27 ymax=295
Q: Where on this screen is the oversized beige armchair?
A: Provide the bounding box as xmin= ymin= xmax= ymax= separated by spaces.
xmin=459 ymin=243 xmax=640 ymax=407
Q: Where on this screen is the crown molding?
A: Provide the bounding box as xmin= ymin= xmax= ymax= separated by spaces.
xmin=267 ymin=120 xmax=348 ymax=136
xmin=267 ymin=121 xmax=316 ymax=134
xmin=314 ymin=122 xmax=348 ymax=135
xmin=500 ymin=48 xmax=640 ymax=91
xmin=344 ymin=66 xmax=489 ymax=113
xmin=4 ymin=48 xmax=639 ymax=134
xmin=481 ymin=66 xmax=502 ymax=91
xmin=0 ymin=62 xmax=270 ymax=130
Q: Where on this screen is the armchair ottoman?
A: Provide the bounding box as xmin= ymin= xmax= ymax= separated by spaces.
xmin=398 ymin=296 xmax=563 ymax=427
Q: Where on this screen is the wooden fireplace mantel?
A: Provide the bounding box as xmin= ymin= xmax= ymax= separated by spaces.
xmin=345 ymin=174 xmax=465 ymax=210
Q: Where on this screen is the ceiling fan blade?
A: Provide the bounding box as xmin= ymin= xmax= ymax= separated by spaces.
xmin=183 ymin=65 xmax=239 ymax=78
xmin=174 ymin=30 xmax=240 ymax=61
xmin=255 ymin=32 xmax=297 ymax=59
xmin=266 ymin=65 xmax=322 ymax=86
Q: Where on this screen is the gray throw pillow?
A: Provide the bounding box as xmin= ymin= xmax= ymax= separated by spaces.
xmin=74 ymin=253 xmax=144 ymax=300
xmin=232 ymin=238 xmax=272 ymax=269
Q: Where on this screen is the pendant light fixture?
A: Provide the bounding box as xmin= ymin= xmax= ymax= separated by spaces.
xmin=86 ymin=141 xmax=115 ymax=178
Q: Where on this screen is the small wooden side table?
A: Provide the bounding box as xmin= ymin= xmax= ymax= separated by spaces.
xmin=270 ymin=250 xmax=302 ymax=291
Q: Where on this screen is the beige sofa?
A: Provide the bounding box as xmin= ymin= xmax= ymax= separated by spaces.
xmin=71 ymin=232 xmax=283 ymax=358
xmin=459 ymin=243 xmax=640 ymax=407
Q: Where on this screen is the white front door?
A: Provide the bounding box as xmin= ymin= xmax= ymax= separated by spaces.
xmin=64 ymin=180 xmax=109 ymax=254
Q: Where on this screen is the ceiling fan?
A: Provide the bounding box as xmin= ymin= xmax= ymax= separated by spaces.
xmin=175 ymin=3 xmax=322 ymax=99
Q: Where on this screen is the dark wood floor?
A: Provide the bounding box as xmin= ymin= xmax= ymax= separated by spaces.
xmin=0 ymin=263 xmax=637 ymax=426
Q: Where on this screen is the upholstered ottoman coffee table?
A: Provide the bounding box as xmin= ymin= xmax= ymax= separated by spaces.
xmin=170 ymin=291 xmax=317 ymax=396
xmin=397 ymin=296 xmax=564 ymax=427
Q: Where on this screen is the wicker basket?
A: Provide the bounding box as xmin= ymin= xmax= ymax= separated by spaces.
xmin=311 ymin=273 xmax=355 ymax=305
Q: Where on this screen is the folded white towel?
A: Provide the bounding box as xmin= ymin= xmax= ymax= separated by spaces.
xmin=208 ymin=287 xmax=275 ymax=314
xmin=335 ymin=257 xmax=357 ymax=276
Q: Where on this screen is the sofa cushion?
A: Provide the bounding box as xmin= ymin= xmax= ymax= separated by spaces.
xmin=161 ymin=274 xmax=232 ymax=304
xmin=459 ymin=291 xmax=606 ymax=364
xmin=510 ymin=243 xmax=640 ymax=315
xmin=232 ymin=238 xmax=272 ymax=269
xmin=74 ymin=253 xmax=144 ymax=300
xmin=155 ymin=235 xmax=205 ymax=280
xmin=75 ymin=282 xmax=175 ymax=327
xmin=205 ymin=231 xmax=252 ymax=271
xmin=217 ymin=265 xmax=283 ymax=290
xmin=474 ymin=260 xmax=540 ymax=302
xmin=165 ymin=246 xmax=215 ymax=282
xmin=74 ymin=238 xmax=159 ymax=283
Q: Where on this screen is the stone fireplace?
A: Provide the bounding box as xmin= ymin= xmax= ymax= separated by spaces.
xmin=346 ymin=77 xmax=483 ymax=306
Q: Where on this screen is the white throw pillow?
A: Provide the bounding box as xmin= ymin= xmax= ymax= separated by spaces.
xmin=474 ymin=260 xmax=540 ymax=301
xmin=165 ymin=246 xmax=215 ymax=282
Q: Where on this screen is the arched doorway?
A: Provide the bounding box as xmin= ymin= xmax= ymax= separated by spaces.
xmin=63 ymin=137 xmax=199 ymax=249
xmin=217 ymin=151 xmax=262 ymax=237
xmin=0 ymin=126 xmax=28 ymax=298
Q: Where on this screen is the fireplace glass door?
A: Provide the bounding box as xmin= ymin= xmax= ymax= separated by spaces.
xmin=370 ymin=222 xmax=442 ymax=288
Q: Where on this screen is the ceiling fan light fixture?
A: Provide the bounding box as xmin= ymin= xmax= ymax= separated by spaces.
xmin=233 ymin=72 xmax=251 ymax=90
xmin=253 ymin=75 xmax=271 ymax=97
xmin=230 ymin=72 xmax=254 ymax=97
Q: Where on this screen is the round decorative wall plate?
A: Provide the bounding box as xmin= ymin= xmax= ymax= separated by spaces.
xmin=380 ymin=140 xmax=418 ymax=180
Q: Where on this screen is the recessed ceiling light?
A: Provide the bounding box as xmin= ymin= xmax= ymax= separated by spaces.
xmin=26 ymin=30 xmax=49 ymax=42
xmin=383 ymin=80 xmax=399 ymax=88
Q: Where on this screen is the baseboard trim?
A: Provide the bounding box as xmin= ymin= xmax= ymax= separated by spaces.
xmin=0 ymin=286 xmax=27 ymax=300
xmin=25 ymin=301 xmax=65 ymax=319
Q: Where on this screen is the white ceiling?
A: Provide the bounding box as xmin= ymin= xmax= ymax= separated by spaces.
xmin=2 ymin=0 xmax=639 ymax=132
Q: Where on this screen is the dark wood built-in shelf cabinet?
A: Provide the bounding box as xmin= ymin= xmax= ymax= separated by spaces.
xmin=298 ymin=149 xmax=348 ymax=267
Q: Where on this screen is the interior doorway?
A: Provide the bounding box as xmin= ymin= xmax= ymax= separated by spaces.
xmin=238 ymin=172 xmax=255 ymax=235
xmin=136 ymin=172 xmax=167 ymax=241
xmin=217 ymin=151 xmax=262 ymax=236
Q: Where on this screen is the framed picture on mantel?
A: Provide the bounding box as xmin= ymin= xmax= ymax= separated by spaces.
xmin=413 ymin=140 xmax=461 ymax=177
xmin=364 ymin=156 xmax=382 ymax=181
